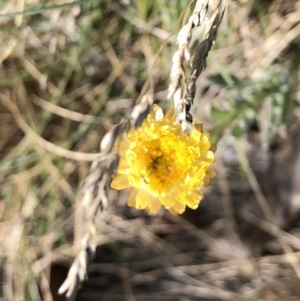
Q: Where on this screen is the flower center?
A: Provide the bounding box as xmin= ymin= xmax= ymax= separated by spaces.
xmin=140 ymin=141 xmax=193 ymax=196
xmin=145 ymin=153 xmax=170 ymax=189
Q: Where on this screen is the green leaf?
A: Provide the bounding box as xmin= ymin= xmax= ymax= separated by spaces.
xmin=244 ymin=108 xmax=256 ymax=120
xmin=210 ymin=106 xmax=231 ymax=121
xmin=232 ymin=119 xmax=246 ymax=137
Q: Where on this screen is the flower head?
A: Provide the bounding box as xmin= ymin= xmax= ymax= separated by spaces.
xmin=111 ymin=105 xmax=216 ymax=214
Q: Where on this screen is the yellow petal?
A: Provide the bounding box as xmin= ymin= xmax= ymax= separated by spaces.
xmin=111 ymin=175 xmax=131 ymax=190
xmin=176 ymin=191 xmax=198 ymax=209
xmin=147 ymin=195 xmax=161 ymax=213
xmin=203 ymin=178 xmax=211 ymax=187
xmin=206 ymin=168 xmax=216 ymax=179
xmin=117 ymin=159 xmax=129 ymax=174
xmin=159 ymin=196 xmax=174 ymax=207
xmin=168 ymin=207 xmax=178 ymax=215
xmin=170 ymin=200 xmax=185 ymax=215
xmin=185 ymin=192 xmax=201 ymax=209
xmin=164 ymin=107 xmax=175 ymax=120
xmin=209 ymin=143 xmax=217 ymax=152
xmin=199 ymin=151 xmax=213 ymax=163
xmin=197 ymin=190 xmax=204 ymax=200
xmin=118 ymin=140 xmax=128 ymax=152
xmin=200 ymin=134 xmax=211 ymax=151
xmin=128 ymin=189 xmax=138 ymax=207
xmin=190 ymin=129 xmax=201 ymax=144
xmin=135 ymin=189 xmax=151 ymax=209
xmin=195 ymin=123 xmax=203 ymax=132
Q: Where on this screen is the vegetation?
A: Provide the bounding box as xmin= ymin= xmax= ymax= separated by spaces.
xmin=1 ymin=0 xmax=300 ymax=300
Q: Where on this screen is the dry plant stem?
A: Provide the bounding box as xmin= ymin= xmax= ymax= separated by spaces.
xmin=236 ymin=140 xmax=300 ymax=279
xmin=58 ymin=93 xmax=154 ymax=298
xmin=168 ymin=0 xmax=226 ymax=133
xmin=3 ymin=187 xmax=37 ymax=301
xmin=33 ymin=96 xmax=103 ymax=124
xmin=97 ymin=214 xmax=251 ymax=301
xmin=0 ymin=94 xmax=99 ymax=161
xmin=215 ymin=160 xmax=243 ymax=244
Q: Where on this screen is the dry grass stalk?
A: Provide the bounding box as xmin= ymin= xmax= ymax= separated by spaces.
xmin=168 ymin=0 xmax=226 ymax=133
xmin=0 ymin=93 xmax=99 ymax=162
xmin=58 ymin=93 xmax=154 ymax=297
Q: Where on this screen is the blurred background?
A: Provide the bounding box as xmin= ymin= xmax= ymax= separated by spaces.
xmin=1 ymin=0 xmax=300 ymax=300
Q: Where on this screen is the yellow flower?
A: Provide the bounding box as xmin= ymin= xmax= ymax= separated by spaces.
xmin=111 ymin=105 xmax=216 ymax=214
